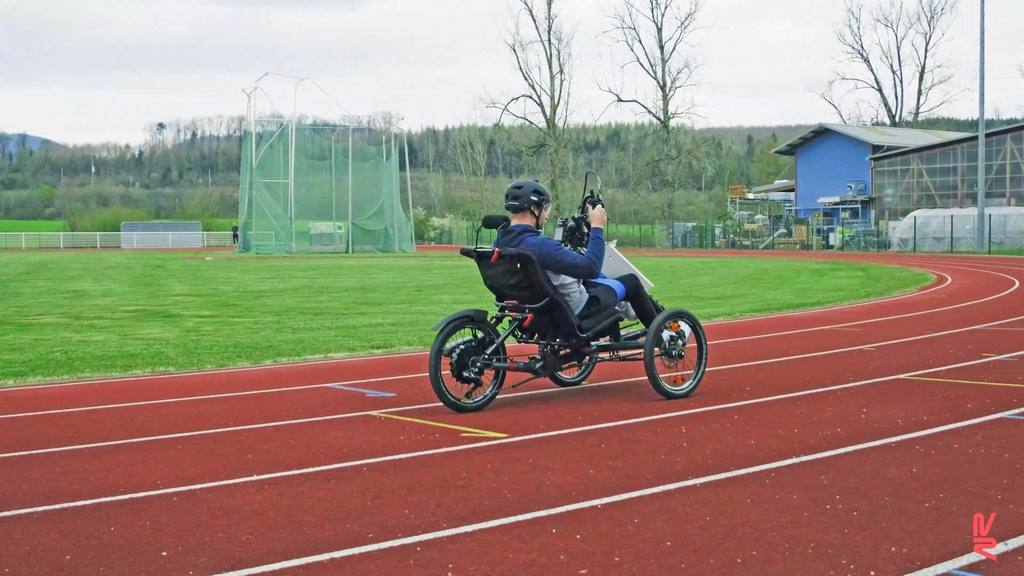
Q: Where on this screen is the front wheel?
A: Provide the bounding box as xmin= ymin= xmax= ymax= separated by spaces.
xmin=643 ymin=308 xmax=708 ymax=400
xmin=429 ymin=317 xmax=506 ymax=413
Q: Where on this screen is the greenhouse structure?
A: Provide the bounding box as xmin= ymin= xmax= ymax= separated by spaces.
xmin=888 ymin=207 xmax=1024 ymax=252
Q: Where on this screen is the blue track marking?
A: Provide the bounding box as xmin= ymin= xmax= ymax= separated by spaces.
xmin=327 ymin=384 xmax=396 ymax=397
xmin=1005 ymin=415 xmax=1024 ymax=420
xmin=947 ymin=570 xmax=983 ymax=576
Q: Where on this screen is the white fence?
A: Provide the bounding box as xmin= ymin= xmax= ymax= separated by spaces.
xmin=0 ymin=232 xmax=237 ymax=250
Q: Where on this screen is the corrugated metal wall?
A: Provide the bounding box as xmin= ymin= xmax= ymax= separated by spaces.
xmin=795 ymin=131 xmax=872 ymax=209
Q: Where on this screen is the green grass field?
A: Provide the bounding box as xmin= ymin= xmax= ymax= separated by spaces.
xmin=0 ymin=251 xmax=932 ymax=385
xmin=0 ymin=219 xmax=68 ymax=232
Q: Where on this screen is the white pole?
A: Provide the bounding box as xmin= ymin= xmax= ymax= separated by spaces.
xmin=403 ymin=130 xmax=415 ymax=251
xmin=289 ymin=121 xmax=296 ymax=252
xmin=976 ymin=0 xmax=987 ymax=252
xmin=249 ymin=109 xmax=258 ymax=249
xmin=251 ymin=116 xmax=258 ymax=251
xmin=392 ymin=131 xmax=399 ymax=251
xmin=348 ymin=127 xmax=354 ymax=254
xmin=332 ymin=136 xmax=337 ymax=249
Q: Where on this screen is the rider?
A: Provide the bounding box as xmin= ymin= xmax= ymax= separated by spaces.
xmin=495 ymin=179 xmax=663 ymax=329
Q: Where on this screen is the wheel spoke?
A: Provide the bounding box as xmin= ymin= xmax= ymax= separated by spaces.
xmin=645 ymin=310 xmax=706 ymax=396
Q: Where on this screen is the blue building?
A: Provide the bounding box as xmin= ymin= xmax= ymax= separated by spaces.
xmin=773 ymin=125 xmax=968 ymax=225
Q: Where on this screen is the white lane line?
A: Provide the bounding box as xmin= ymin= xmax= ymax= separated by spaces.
xmin=5 ymin=283 xmax=1020 ymax=421
xmin=213 ymin=406 xmax=1024 ymax=576
xmin=713 ymin=267 xmax=1017 ymax=344
xmin=0 ymin=264 xmax=958 ymax=393
xmin=5 ymin=312 xmax=1024 ymax=452
xmin=705 ymin=313 xmax=1024 ymax=372
xmin=0 ymin=350 xmax=431 ymax=392
xmin=904 ymin=534 xmax=1024 ymax=575
xmin=0 ymin=373 xmax=651 ymax=458
xmin=2 ymin=350 xmax=1021 ymax=518
xmin=0 ymin=374 xmax=426 ymax=420
xmin=0 ymin=401 xmax=439 ymax=459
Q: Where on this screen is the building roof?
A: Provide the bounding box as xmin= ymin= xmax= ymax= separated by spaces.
xmin=772 ymin=124 xmax=969 ymax=156
xmin=750 ymin=180 xmax=795 ymax=194
xmin=869 ymin=121 xmax=1024 ymax=160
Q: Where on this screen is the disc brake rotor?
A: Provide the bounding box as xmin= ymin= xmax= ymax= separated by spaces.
xmin=658 ymin=319 xmax=688 ymax=367
xmin=448 ymin=336 xmax=488 ymax=385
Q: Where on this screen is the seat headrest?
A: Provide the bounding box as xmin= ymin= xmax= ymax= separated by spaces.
xmin=481 ymin=215 xmax=511 ymax=230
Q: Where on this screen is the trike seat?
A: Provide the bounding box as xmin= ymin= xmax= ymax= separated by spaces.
xmin=459 ymin=245 xmax=623 ymax=342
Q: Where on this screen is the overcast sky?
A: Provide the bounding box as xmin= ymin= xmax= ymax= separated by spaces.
xmin=1 ymin=0 xmax=1021 ymax=145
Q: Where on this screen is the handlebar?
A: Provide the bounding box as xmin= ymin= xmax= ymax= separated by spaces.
xmin=554 ymin=171 xmax=604 ymax=254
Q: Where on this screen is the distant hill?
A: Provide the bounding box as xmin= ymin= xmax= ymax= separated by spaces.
xmin=0 ymin=133 xmax=65 ymax=158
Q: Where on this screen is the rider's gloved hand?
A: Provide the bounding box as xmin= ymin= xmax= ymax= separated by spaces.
xmin=587 ymin=204 xmax=607 ymax=229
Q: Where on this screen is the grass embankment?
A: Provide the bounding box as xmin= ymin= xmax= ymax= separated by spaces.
xmin=0 ymin=251 xmax=932 ymax=384
xmin=0 ymin=220 xmax=68 ymax=232
xmin=0 ymin=219 xmax=236 ymax=233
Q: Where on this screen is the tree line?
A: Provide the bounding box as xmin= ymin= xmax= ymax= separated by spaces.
xmin=3 ymin=0 xmax=1020 ymax=231
xmin=4 ymin=113 xmax=1021 ymax=231
xmin=0 ymin=118 xmax=805 ymax=227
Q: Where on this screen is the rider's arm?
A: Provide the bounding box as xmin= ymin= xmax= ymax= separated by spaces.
xmin=529 ymin=227 xmax=605 ymax=280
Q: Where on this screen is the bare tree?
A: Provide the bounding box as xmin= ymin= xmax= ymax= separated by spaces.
xmin=601 ymin=0 xmax=701 ymax=139
xmin=448 ymin=127 xmax=490 ymax=206
xmin=600 ymin=0 xmax=701 ymax=217
xmin=818 ymin=0 xmax=961 ymax=127
xmin=489 ymin=0 xmax=575 ymax=202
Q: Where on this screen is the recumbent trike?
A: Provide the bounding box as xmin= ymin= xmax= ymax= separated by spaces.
xmin=427 ymin=175 xmax=708 ymax=413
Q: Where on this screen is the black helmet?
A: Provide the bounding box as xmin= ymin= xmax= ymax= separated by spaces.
xmin=504 ymin=180 xmax=551 ymax=213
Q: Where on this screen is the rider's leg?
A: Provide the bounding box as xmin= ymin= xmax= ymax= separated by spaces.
xmin=577 ymin=284 xmax=617 ymax=320
xmin=576 ymin=284 xmax=622 ymax=339
xmin=613 ymin=273 xmax=662 ymax=328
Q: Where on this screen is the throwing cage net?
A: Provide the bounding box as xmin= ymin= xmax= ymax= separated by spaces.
xmin=238 ymin=75 xmax=414 ymax=254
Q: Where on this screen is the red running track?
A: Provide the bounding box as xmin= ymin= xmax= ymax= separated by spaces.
xmin=1 ymin=252 xmax=1023 ymax=576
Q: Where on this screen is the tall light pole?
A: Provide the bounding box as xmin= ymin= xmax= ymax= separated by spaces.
xmin=976 ymin=0 xmax=986 ymax=252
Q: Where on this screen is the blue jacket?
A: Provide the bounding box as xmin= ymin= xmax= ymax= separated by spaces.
xmin=495 ymin=224 xmax=605 ymax=280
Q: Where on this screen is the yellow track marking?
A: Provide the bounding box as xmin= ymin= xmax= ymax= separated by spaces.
xmin=370 ymin=412 xmax=509 ymax=438
xmin=903 ymin=376 xmax=1024 ymax=389
xmin=862 ymin=347 xmax=876 ymax=351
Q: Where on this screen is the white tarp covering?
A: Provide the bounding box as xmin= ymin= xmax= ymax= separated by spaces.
xmin=889 ymin=207 xmax=1024 ymax=252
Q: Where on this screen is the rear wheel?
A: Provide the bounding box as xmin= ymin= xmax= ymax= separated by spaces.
xmin=548 ymin=353 xmax=597 ymax=387
xmin=643 ymin=308 xmax=707 ymax=400
xmin=428 ymin=317 xmax=506 ymax=413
